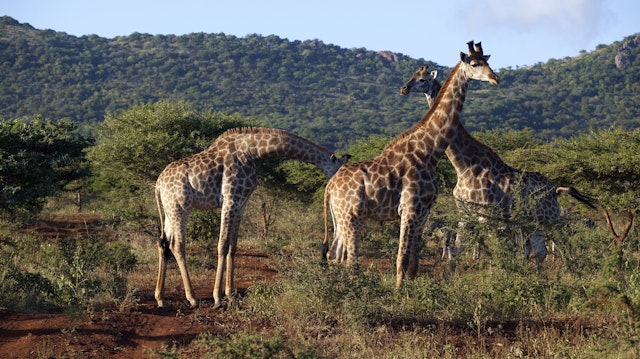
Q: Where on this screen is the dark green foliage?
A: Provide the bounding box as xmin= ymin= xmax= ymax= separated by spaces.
xmin=0 ymin=16 xmax=446 ymax=150
xmin=0 ymin=227 xmax=138 ymax=312
xmin=495 ymin=128 xmax=640 ymax=211
xmin=0 ymin=235 xmax=58 ymax=311
xmin=87 ymin=100 xmax=249 ymax=202
xmin=3 ymin=17 xmax=640 ymax=151
xmin=472 ymin=128 xmax=544 ymax=153
xmin=550 ymin=128 xmax=640 ymax=210
xmin=275 ymin=160 xmax=332 ymax=200
xmin=0 ymin=116 xmax=92 ymax=216
xmin=343 ymin=134 xmax=391 ymax=161
xmin=189 ymin=331 xmax=317 ymax=359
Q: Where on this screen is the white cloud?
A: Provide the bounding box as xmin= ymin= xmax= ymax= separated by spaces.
xmin=460 ymin=0 xmax=611 ymax=43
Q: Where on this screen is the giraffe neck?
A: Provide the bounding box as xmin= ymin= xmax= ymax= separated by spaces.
xmin=444 ymin=125 xmax=510 ymax=175
xmin=424 ymin=80 xmax=442 ymax=107
xmin=216 ymin=128 xmax=340 ymax=177
xmin=416 ymin=72 xmax=509 ymax=178
xmin=385 ymin=62 xmax=468 ymax=163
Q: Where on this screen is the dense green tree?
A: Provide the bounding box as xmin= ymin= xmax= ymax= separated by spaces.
xmin=0 ymin=117 xmax=92 ymax=217
xmin=486 ymin=128 xmax=640 ymax=213
xmin=4 ymin=16 xmax=640 ymax=150
xmin=2 ymin=16 xmax=639 ymax=147
xmin=343 ymin=134 xmax=391 ymax=162
xmin=472 ymin=128 xmax=544 ymax=153
xmin=544 ymin=128 xmax=640 ymax=211
xmin=87 ymin=100 xmax=249 ymax=202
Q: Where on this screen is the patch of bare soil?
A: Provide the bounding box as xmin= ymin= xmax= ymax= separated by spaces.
xmin=0 ymin=255 xmax=277 ymax=358
xmin=1 ymin=214 xmax=279 ymax=358
xmin=0 ymin=214 xmax=603 ymax=358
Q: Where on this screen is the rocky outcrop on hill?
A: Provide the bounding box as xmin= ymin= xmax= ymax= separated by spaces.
xmin=615 ymin=35 xmax=640 ymax=69
xmin=377 ymin=51 xmax=400 ymax=63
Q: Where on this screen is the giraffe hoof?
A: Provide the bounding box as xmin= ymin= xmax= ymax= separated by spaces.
xmin=187 ymin=299 xmax=198 ymax=309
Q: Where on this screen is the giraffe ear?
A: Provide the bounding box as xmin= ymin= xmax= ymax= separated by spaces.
xmin=484 ymin=55 xmax=491 ymax=61
xmin=430 ymin=70 xmax=438 ymax=79
xmin=460 ymin=52 xmax=467 ymax=62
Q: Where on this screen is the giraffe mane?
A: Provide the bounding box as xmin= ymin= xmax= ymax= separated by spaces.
xmin=219 ymin=127 xmax=335 ymax=155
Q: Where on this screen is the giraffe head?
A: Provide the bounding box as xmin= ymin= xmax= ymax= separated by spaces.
xmin=399 ymin=65 xmax=442 ymax=106
xmin=459 ymin=41 xmax=500 ymax=84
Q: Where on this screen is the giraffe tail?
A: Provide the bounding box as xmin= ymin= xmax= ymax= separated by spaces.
xmin=556 ymin=186 xmax=597 ymax=209
xmin=155 ymin=186 xmax=172 ymax=259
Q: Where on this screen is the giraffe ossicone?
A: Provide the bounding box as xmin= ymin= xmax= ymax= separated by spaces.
xmin=322 ymin=41 xmax=499 ymax=288
xmin=154 ymin=127 xmax=349 ymax=308
xmin=400 ymin=66 xmax=596 ymax=262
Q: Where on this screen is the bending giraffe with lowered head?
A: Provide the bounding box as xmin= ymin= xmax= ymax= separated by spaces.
xmin=322 ymin=41 xmax=499 ymax=287
xmin=400 ymin=66 xmax=596 ymax=260
xmin=155 ymin=127 xmax=349 ymax=308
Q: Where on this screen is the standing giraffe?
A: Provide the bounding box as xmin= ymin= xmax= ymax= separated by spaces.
xmin=400 ymin=66 xmax=595 ymax=260
xmin=155 ymin=127 xmax=349 ymax=308
xmin=322 ymin=41 xmax=500 ymax=287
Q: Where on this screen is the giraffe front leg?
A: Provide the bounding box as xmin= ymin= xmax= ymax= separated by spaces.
xmin=454 ymin=220 xmax=471 ymax=258
xmin=224 ymin=202 xmax=247 ymax=307
xmin=395 ymin=210 xmax=428 ymax=287
xmin=406 ymin=237 xmax=421 ymax=280
xmin=214 ymin=200 xmax=246 ymax=309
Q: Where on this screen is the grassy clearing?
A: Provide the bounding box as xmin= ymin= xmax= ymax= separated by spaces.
xmin=2 ymin=189 xmax=639 ymax=358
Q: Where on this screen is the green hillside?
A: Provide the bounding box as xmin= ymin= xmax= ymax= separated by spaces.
xmin=1 ymin=16 xmax=639 ymax=149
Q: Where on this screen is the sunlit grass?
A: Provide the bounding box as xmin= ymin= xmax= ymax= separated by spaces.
xmin=2 ymin=189 xmax=639 ymax=358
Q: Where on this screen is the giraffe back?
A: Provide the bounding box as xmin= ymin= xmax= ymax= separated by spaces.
xmin=209 ymin=127 xmax=346 ymax=177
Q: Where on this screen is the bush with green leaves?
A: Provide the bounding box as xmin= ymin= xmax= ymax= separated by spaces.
xmin=0 ymin=226 xmax=138 ymax=312
xmin=494 ymin=127 xmax=640 ymax=212
xmin=86 ymin=100 xmax=250 ymax=213
xmin=0 ymin=116 xmax=93 ymax=217
xmin=0 ymin=238 xmax=58 ymax=311
xmin=189 ymin=331 xmax=316 ymax=359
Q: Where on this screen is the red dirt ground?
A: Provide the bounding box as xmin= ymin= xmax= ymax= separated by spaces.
xmin=0 ymin=272 xmax=275 ymax=359
xmin=0 ymin=255 xmax=277 ymax=358
xmin=0 ymin=214 xmax=280 ymax=358
xmin=0 ymin=214 xmax=605 ymax=358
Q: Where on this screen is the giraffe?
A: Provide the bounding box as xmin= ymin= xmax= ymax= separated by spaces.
xmin=322 ymin=41 xmax=500 ymax=288
xmin=155 ymin=127 xmax=349 ymax=308
xmin=400 ymin=66 xmax=596 ymax=261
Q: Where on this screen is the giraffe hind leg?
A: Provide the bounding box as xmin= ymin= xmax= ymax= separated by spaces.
xmin=155 ymin=230 xmax=198 ymax=308
xmin=171 ymin=239 xmax=198 ymax=308
xmin=155 ymin=241 xmax=168 ymax=308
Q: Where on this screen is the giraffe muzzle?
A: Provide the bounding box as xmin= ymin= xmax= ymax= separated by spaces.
xmin=489 ymin=74 xmax=500 ymax=85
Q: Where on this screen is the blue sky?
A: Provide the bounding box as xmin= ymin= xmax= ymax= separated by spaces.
xmin=3 ymin=0 xmax=638 ymax=70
